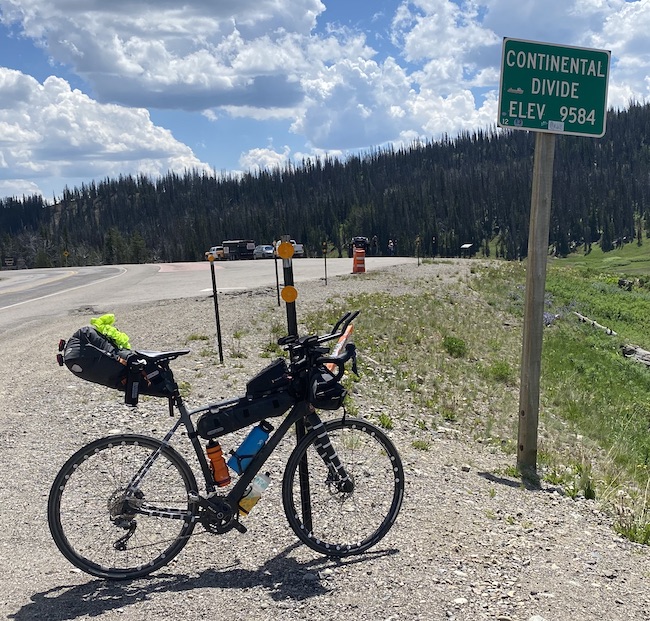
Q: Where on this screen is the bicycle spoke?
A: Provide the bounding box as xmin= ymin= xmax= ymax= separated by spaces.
xmin=283 ymin=418 xmax=403 ymax=556
xmin=49 ymin=435 xmax=197 ymax=580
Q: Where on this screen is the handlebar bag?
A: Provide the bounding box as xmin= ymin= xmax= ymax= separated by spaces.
xmin=308 ymin=368 xmax=347 ymax=410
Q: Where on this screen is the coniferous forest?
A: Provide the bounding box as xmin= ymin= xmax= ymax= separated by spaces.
xmin=1 ymin=102 xmax=649 ymax=268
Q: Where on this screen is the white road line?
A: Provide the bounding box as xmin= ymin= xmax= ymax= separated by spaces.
xmin=0 ymin=267 xmax=127 ymax=311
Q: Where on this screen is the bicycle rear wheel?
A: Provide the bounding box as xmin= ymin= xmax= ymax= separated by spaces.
xmin=282 ymin=417 xmax=404 ymax=556
xmin=48 ymin=434 xmax=198 ymax=580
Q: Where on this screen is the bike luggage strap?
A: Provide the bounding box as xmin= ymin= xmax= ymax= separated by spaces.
xmin=123 ymin=349 xmax=189 ymax=406
xmin=125 ymin=357 xmax=143 ymax=407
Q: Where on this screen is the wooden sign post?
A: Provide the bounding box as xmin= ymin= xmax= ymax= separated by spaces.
xmin=497 ymin=38 xmax=610 ymax=474
xmin=517 ymin=132 xmax=555 ymax=474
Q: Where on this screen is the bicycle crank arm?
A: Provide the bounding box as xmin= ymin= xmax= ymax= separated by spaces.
xmin=192 ymin=494 xmax=248 ymax=534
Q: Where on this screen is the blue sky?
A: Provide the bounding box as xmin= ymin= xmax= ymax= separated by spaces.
xmin=0 ymin=0 xmax=648 ymax=200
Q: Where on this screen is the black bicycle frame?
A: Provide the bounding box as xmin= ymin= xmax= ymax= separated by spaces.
xmin=123 ymin=389 xmax=351 ymax=535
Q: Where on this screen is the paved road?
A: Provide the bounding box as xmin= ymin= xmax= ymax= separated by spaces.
xmin=0 ymin=257 xmax=415 ymax=335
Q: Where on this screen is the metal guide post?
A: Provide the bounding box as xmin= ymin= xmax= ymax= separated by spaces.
xmin=208 ymin=256 xmax=224 ymax=363
xmin=277 ymin=234 xmax=312 ymax=530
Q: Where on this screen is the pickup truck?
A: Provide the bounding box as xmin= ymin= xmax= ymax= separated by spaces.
xmin=291 ymin=240 xmax=305 ymax=258
xmin=276 ymin=239 xmax=305 ymax=258
xmin=204 ymin=245 xmax=225 ymax=260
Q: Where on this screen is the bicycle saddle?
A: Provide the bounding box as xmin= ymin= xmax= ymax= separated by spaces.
xmin=132 ymin=349 xmax=191 ymax=363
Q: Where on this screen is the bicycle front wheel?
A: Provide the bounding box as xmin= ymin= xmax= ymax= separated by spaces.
xmin=48 ymin=434 xmax=198 ymax=580
xmin=282 ymin=417 xmax=404 ymax=556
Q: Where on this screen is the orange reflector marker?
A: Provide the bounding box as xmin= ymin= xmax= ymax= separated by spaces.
xmin=281 ymin=285 xmax=298 ymax=303
xmin=208 ymin=254 xmax=214 ymax=261
xmin=277 ymin=241 xmax=294 ymax=259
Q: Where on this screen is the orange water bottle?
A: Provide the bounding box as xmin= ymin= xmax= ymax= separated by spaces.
xmin=206 ymin=440 xmax=231 ymax=487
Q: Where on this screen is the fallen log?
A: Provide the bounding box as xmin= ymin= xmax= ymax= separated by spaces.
xmin=574 ymin=312 xmax=617 ymax=335
xmin=573 ymin=312 xmax=650 ymax=367
xmin=621 ymin=345 xmax=650 ymax=367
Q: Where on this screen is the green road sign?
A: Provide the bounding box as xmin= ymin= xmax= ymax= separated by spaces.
xmin=498 ymin=38 xmax=610 ymax=138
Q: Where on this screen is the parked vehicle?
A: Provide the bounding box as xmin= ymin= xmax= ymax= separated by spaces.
xmin=253 ymin=244 xmax=275 ymax=259
xmin=348 ymin=237 xmax=369 ymax=258
xmin=205 ymin=246 xmax=224 ymax=260
xmin=222 ymin=240 xmax=255 ymax=260
xmin=275 ymin=239 xmax=305 ymax=258
xmin=291 ymin=240 xmax=305 ymax=258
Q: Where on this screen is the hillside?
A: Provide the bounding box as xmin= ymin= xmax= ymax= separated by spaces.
xmin=1 ymin=103 xmax=650 ymax=268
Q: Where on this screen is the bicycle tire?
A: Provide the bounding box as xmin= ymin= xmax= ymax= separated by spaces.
xmin=282 ymin=417 xmax=404 ymax=556
xmin=48 ymin=434 xmax=198 ymax=580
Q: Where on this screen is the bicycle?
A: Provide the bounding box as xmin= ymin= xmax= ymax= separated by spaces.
xmin=48 ymin=310 xmax=404 ymax=580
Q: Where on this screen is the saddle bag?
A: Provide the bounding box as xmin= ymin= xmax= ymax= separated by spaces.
xmin=61 ymin=326 xmax=131 ymax=390
xmin=60 ymin=326 xmax=177 ymax=400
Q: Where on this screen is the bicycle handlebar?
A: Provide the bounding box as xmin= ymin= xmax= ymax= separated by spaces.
xmin=316 ymin=343 xmax=357 ymax=381
xmin=320 ymin=310 xmax=360 ymax=344
xmin=276 ymin=310 xmax=360 ymax=381
xmin=277 ymin=310 xmax=360 ymax=349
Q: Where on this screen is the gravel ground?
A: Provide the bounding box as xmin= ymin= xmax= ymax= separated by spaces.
xmin=1 ymin=262 xmax=649 ymax=621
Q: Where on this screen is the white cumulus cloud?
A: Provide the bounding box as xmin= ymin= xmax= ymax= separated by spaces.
xmin=0 ymin=69 xmax=209 ymax=197
xmin=0 ymin=0 xmax=648 ymax=198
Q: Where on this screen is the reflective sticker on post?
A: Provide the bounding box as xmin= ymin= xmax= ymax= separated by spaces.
xmin=281 ymin=285 xmax=298 ymax=303
xmin=277 ymin=241 xmax=294 ymax=259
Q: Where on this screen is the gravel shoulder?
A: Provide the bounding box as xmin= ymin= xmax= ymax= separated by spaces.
xmin=1 ymin=261 xmax=649 ymax=621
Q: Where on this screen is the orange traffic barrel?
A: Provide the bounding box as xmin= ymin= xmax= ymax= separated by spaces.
xmin=352 ymin=248 xmax=366 ymax=273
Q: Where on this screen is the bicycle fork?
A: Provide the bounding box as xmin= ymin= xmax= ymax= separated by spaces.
xmin=305 ymin=413 xmax=354 ymax=494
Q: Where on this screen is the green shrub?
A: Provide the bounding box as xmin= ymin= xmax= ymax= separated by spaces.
xmin=443 ymin=335 xmax=467 ymax=358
